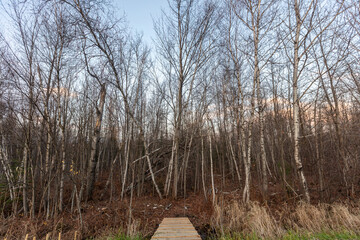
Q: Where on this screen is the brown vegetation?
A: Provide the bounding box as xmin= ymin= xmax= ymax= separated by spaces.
xmin=212 ymin=200 xmax=360 ymax=239
xmin=0 ymin=0 xmax=360 ymax=239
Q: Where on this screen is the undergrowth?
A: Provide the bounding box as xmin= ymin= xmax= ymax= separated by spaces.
xmin=217 ymin=230 xmax=360 ymax=239
xmin=91 ymin=228 xmax=145 ymax=240
xmin=93 ymin=233 xmax=144 ymax=240
xmin=212 ymin=201 xmax=360 ymax=240
xmin=100 ymin=234 xmax=144 ymax=240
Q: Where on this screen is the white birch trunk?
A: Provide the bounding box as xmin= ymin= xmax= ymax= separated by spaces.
xmin=201 ymin=136 xmax=207 ymax=200
xmin=142 ymin=136 xmax=163 ymax=199
xmin=86 ymin=84 xmax=106 ymax=200
xmin=209 ymin=134 xmax=216 ymax=203
xmin=0 ymin=138 xmax=16 ymax=201
xmin=183 ymin=134 xmax=193 ymax=198
xmin=293 ymin=1 xmax=310 ymax=202
xmin=59 ymin=126 xmax=66 ymax=212
xmin=121 ymin=134 xmax=131 ymax=200
xmin=228 ymin=136 xmax=241 ymax=184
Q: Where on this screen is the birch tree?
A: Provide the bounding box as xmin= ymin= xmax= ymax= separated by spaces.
xmin=0 ymin=0 xmax=44 ymax=216
xmin=155 ymin=0 xmax=218 ymax=198
xmin=229 ymin=0 xmax=279 ymax=201
xmin=284 ymin=0 xmax=344 ymax=202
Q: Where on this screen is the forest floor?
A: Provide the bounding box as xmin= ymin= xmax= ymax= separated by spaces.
xmin=0 ymin=192 xmax=215 ymax=239
xmin=1 ymin=174 xmax=360 ymax=239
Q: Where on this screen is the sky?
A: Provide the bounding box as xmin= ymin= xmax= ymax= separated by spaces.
xmin=115 ymin=0 xmax=168 ymax=46
xmin=0 ymin=0 xmax=168 ymax=47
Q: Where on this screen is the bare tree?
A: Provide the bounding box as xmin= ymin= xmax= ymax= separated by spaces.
xmin=229 ymin=0 xmax=279 ymax=202
xmin=283 ymin=0 xmax=344 ymax=202
xmin=155 ymin=0 xmax=218 ymax=198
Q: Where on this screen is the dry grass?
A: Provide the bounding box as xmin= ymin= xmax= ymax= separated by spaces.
xmin=212 ymin=201 xmax=246 ymax=231
xmin=212 ymin=200 xmax=360 ymax=239
xmin=212 ymin=201 xmax=283 ymax=238
xmin=328 ymin=203 xmax=360 ymax=231
xmin=127 ymin=219 xmax=141 ymax=237
xmin=246 ymin=202 xmax=283 ymax=238
xmin=292 ymin=202 xmax=329 ymax=232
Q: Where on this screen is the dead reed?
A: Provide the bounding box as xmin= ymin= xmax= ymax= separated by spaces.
xmin=212 ymin=200 xmax=360 ymax=239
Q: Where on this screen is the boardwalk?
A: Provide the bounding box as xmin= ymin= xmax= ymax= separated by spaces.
xmin=151 ymin=217 xmax=201 ymax=240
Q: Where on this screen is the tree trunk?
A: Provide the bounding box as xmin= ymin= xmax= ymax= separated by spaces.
xmin=86 ymin=84 xmax=106 ymax=200
xmin=243 ymin=66 xmax=257 ymax=204
xmin=22 ymin=141 xmax=29 ymax=217
xmin=173 ymin=82 xmax=183 ymax=199
xmin=228 ymin=135 xmax=241 ymax=185
xmin=201 ymin=136 xmax=207 ymax=200
xmin=59 ymin=125 xmax=66 ymax=212
xmin=293 ymin=2 xmax=310 ymax=202
xmin=121 ymin=134 xmax=131 ymax=199
xmin=256 ymin=53 xmax=268 ymax=197
xmin=0 ymin=137 xmax=16 ymax=202
xmin=183 ymin=134 xmax=193 ymax=198
xmin=209 ymin=134 xmax=215 ymax=203
xmin=164 ymin=136 xmax=175 ymax=196
xmin=142 ymin=134 xmax=163 ymax=199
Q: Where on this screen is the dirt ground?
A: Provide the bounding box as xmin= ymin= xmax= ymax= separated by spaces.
xmin=0 ymin=193 xmax=214 ymax=239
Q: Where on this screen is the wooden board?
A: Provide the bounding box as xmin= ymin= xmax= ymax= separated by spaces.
xmin=151 ymin=217 xmax=201 ymax=240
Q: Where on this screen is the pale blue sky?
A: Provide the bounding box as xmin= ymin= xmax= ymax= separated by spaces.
xmin=0 ymin=0 xmax=168 ymax=47
xmin=115 ymin=0 xmax=168 ymax=45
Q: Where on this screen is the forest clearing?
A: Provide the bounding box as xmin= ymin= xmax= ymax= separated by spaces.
xmin=0 ymin=0 xmax=360 ymax=239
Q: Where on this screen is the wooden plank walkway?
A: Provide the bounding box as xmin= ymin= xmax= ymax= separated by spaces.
xmin=151 ymin=217 xmax=201 ymax=240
